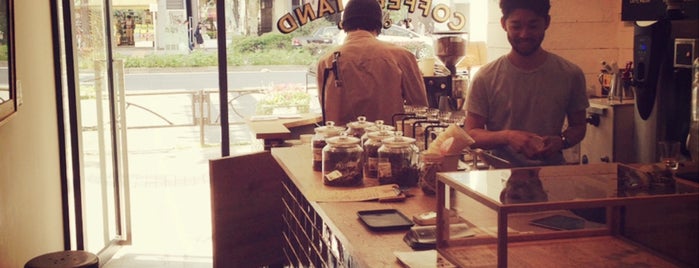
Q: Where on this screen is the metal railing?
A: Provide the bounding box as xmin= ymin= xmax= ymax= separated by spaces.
xmin=121 ymin=88 xmax=267 ymax=145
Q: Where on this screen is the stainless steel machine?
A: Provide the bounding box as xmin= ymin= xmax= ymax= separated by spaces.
xmin=424 ymin=32 xmax=469 ymax=111
xmin=631 ymin=15 xmax=698 ymax=163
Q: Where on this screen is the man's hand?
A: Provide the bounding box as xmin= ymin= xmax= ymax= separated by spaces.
xmin=506 ymin=130 xmax=545 ymax=159
xmin=537 ymin=135 xmax=565 ymax=159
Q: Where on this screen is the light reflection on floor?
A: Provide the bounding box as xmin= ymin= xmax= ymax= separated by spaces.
xmin=103 ymin=126 xmax=263 ymax=268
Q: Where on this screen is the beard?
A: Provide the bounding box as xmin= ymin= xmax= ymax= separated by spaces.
xmin=508 ymin=35 xmax=545 ymax=56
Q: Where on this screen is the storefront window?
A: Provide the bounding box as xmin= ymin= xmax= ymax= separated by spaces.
xmin=114 ymin=9 xmax=155 ymax=47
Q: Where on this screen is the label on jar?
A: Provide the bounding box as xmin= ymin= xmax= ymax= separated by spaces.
xmin=377 ymin=162 xmax=392 ymax=177
xmin=324 ymin=170 xmax=343 ymax=181
xmin=365 ymin=157 xmax=379 ymax=177
xmin=312 ymin=148 xmax=323 ymax=162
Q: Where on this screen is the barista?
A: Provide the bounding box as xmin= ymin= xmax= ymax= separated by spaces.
xmin=316 ymin=0 xmax=428 ymax=126
xmin=464 ymin=0 xmax=589 ymax=167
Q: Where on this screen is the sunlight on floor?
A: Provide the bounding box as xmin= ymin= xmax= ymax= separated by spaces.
xmin=103 ymin=126 xmax=263 ymax=267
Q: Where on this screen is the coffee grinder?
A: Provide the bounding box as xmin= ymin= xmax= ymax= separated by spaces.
xmin=423 ymin=32 xmax=469 ymax=111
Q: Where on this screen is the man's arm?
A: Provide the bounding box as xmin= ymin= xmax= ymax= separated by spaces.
xmin=538 ymin=109 xmax=587 ymax=158
xmin=465 ymin=112 xmax=544 ymax=158
xmin=464 ymin=113 xmax=508 ymax=149
xmin=561 ymin=109 xmax=587 ymax=147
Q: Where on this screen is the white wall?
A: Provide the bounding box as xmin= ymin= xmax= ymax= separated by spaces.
xmin=0 ymin=0 xmax=63 ymax=267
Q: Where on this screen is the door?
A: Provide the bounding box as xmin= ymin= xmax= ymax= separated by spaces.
xmin=55 ymin=0 xmax=131 ymax=260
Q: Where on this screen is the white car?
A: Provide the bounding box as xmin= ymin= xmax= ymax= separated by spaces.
xmin=335 ymin=25 xmax=433 ymax=59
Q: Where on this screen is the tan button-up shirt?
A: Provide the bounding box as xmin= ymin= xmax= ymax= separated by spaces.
xmin=316 ymin=30 xmax=428 ymax=126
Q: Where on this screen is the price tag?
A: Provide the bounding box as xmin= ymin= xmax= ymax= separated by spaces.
xmin=324 ymin=170 xmax=343 ymax=181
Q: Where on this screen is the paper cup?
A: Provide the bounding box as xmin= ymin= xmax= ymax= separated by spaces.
xmin=419 ymin=57 xmax=435 ymax=76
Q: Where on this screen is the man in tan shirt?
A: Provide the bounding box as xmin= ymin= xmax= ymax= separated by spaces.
xmin=316 ymin=0 xmax=428 ymax=126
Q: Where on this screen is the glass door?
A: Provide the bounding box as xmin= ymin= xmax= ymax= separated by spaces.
xmin=56 ymin=0 xmax=131 ymax=259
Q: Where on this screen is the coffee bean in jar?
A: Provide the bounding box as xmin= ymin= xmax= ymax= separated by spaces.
xmin=418 ymin=152 xmax=444 ymax=195
xmin=322 ymin=133 xmax=364 ymax=186
xmin=312 ymin=121 xmax=345 ymax=171
xmin=363 ymin=129 xmax=395 ymax=178
xmin=377 ymin=131 xmax=419 ymax=187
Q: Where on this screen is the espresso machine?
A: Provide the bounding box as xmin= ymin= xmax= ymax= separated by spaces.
xmin=630 ymin=0 xmax=698 ymax=164
xmin=423 ymin=32 xmax=469 ymax=111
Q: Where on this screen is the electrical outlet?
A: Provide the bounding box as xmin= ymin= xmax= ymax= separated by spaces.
xmin=16 ymin=80 xmax=22 ymax=106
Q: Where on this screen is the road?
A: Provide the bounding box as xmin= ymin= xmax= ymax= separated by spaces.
xmin=122 ymin=68 xmax=315 ymax=91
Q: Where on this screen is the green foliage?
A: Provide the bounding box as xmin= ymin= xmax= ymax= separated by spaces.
xmin=120 ymin=50 xmax=218 ymax=68
xmin=0 ymin=45 xmax=7 ymax=61
xmin=227 ymin=48 xmax=317 ymax=66
xmin=256 ymin=88 xmax=311 ymax=115
xmin=113 ymin=20 xmax=347 ymax=68
xmin=232 ymin=32 xmax=293 ymax=53
xmin=118 ymin=47 xmax=319 ymax=68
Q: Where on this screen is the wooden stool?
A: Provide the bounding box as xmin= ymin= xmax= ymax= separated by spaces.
xmin=24 ymin=250 xmax=98 ymax=268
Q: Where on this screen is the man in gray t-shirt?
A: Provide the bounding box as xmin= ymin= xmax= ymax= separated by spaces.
xmin=464 ymin=0 xmax=589 ymax=167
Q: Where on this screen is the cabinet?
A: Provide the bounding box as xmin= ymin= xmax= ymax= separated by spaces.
xmin=435 ymin=164 xmax=699 ymax=267
xmin=580 ymin=99 xmax=635 ymax=164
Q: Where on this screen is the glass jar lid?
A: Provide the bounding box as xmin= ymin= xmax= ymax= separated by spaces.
xmin=381 ymin=131 xmax=416 ymax=147
xmin=326 ymin=133 xmax=361 ymax=147
xmin=366 ymin=129 xmax=395 ymax=141
xmin=364 ymin=120 xmax=395 ymax=133
xmin=315 ymin=121 xmax=346 ymax=136
xmin=346 ymin=116 xmax=374 ymax=130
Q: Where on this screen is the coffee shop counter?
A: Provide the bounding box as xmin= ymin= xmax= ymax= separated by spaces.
xmin=271 ymin=143 xmax=438 ymax=267
xmin=272 ymin=143 xmax=699 ymax=267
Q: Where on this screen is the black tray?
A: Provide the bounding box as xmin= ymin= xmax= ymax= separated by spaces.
xmin=357 ymin=209 xmax=414 ymax=231
xmin=530 ymin=214 xmax=585 ymax=230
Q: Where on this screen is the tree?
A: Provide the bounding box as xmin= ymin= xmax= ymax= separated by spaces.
xmin=244 ymin=0 xmax=259 ymax=36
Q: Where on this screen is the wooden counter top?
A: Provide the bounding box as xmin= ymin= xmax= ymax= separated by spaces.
xmin=272 ymin=144 xmax=438 ymax=267
xmin=246 ymin=113 xmax=321 ymax=141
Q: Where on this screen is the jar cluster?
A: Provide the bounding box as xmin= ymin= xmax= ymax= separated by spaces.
xmin=312 ymin=110 xmax=464 ymax=192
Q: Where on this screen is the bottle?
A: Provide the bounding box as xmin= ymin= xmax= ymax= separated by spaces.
xmin=312 ymin=121 xmax=345 ymax=171
xmin=418 ymin=152 xmax=444 ymax=195
xmin=377 ymin=131 xmax=420 ymax=187
xmin=322 ymin=133 xmax=364 ymax=186
xmin=363 ymin=128 xmax=395 ymax=178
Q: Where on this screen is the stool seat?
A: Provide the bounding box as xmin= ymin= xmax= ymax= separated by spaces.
xmin=25 ymin=250 xmax=99 ymax=268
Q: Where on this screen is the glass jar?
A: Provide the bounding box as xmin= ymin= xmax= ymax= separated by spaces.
xmin=345 ymin=116 xmax=375 ymax=139
xmin=360 ymin=120 xmax=395 ymax=147
xmin=363 ymin=129 xmax=395 ymax=179
xmin=312 ymin=121 xmax=345 ymax=171
xmin=418 ymin=152 xmax=444 ymax=195
xmin=322 ymin=133 xmax=364 ymax=186
xmin=377 ymin=132 xmax=420 ymax=187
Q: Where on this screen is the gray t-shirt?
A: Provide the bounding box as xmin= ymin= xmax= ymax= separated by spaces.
xmin=467 ymin=53 xmax=589 ymax=166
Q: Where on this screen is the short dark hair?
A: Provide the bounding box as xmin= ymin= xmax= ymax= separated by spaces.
xmin=499 ymin=0 xmax=550 ymax=19
xmin=342 ymin=0 xmax=383 ymax=32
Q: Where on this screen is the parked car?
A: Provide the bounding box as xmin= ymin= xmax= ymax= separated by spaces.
xmin=292 ymin=26 xmax=341 ymax=47
xmin=334 ymin=25 xmax=434 ymax=59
